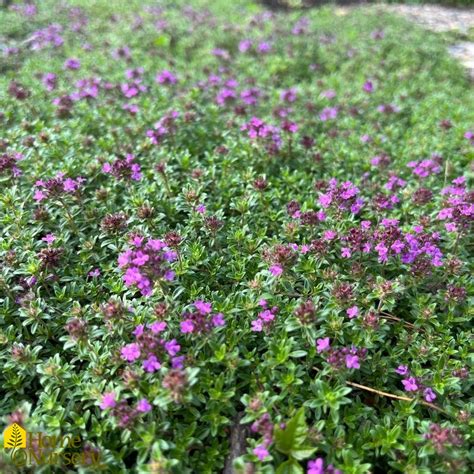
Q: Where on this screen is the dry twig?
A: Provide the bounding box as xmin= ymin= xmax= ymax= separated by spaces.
xmin=346 ymin=381 xmax=448 ymax=415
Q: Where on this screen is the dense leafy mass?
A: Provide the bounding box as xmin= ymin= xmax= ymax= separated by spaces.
xmin=0 ymin=1 xmax=473 ymax=473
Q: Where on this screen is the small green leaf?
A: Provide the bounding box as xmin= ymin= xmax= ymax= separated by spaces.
xmin=154 ymin=35 xmax=170 ymax=47
xmin=276 ymin=459 xmax=304 ymax=474
xmin=291 ymin=446 xmax=317 ymax=461
xmin=275 ymin=407 xmax=308 ymax=455
xmin=290 ymin=350 xmax=307 ymax=358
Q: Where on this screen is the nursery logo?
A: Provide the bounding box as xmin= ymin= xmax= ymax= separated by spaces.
xmin=3 ymin=424 xmax=101 ymax=467
xmin=4 ymin=423 xmax=26 ymax=449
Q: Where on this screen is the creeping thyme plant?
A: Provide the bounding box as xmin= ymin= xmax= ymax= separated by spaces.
xmin=0 ymin=0 xmax=473 ymax=473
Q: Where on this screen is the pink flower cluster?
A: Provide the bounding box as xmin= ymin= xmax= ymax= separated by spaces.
xmin=41 ymin=72 xmax=57 ymax=91
xmin=424 ymin=423 xmax=463 ymax=454
xmin=318 ymin=178 xmax=364 ymax=214
xmin=287 ymin=200 xmax=326 ymax=224
xmin=118 ymin=235 xmax=176 ymax=296
xmin=319 ymin=107 xmax=338 ymax=121
xmin=71 ymin=77 xmax=102 ymax=100
xmin=120 ymin=320 xmax=184 ymax=371
xmin=238 ymin=40 xmax=272 ymax=55
xmin=99 ymin=391 xmax=152 ymax=428
xmin=407 ymin=155 xmax=442 ymax=178
xmin=337 ymin=220 xmax=443 ymax=271
xmin=263 ymin=243 xmax=299 ymax=277
xmin=251 ymin=413 xmax=274 ymax=461
xmin=31 ymin=24 xmax=64 ymax=50
xmin=241 ymin=87 xmax=261 ymax=107
xmin=317 ymin=339 xmax=366 ymax=370
xmin=395 ymin=365 xmax=437 ymax=402
xmin=438 ymin=176 xmax=474 ymax=234
xmin=102 ymin=154 xmax=142 ymax=181
xmin=33 ymin=172 xmax=85 ymax=202
xmin=307 ymin=457 xmax=342 ymax=474
xmin=251 ymin=300 xmax=278 ymax=332
xmin=120 ymin=81 xmax=147 ymax=99
xmin=180 ymin=300 xmax=225 ymax=334
xmin=215 ymin=86 xmax=237 ymax=106
xmin=146 ymin=110 xmax=180 ymax=146
xmin=241 ymin=117 xmax=282 ymax=153
xmin=155 ymin=70 xmax=178 ymax=85
xmin=0 ymin=152 xmax=22 ymax=177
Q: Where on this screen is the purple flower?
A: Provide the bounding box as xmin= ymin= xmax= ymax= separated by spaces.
xmin=41 ymin=72 xmax=57 ymax=91
xmin=280 ymin=87 xmax=297 ymax=103
xmin=149 ymin=321 xmax=167 ymax=333
xmin=180 ymin=320 xmax=194 ymax=334
xmin=102 ymin=154 xmax=142 ymax=181
xmin=172 ymin=355 xmax=185 ymax=369
xmin=136 ymin=398 xmax=152 ymax=413
xmin=323 ymin=230 xmax=337 ymax=241
xmin=239 ymin=39 xmax=252 ymax=52
xmin=164 ymin=270 xmax=175 ymax=281
xmin=100 ymin=391 xmax=117 ymax=410
xmin=307 ymin=458 xmax=324 ymax=474
xmin=118 ymin=236 xmax=175 ymax=296
xmin=402 ymin=377 xmax=418 ymax=392
xmin=123 ymin=103 xmax=139 ymax=115
xmin=281 ymin=120 xmax=298 ymax=133
xmin=321 ymin=89 xmax=336 ymax=99
xmin=212 ymin=313 xmax=225 ymax=327
xmin=196 ymin=204 xmax=206 ymax=214
xmin=165 ymin=339 xmax=180 ymax=356
xmin=194 ymin=300 xmax=212 ymax=314
xmin=33 ymin=190 xmax=48 ymax=202
xmin=156 ymin=70 xmax=178 ymax=85
xmin=216 ymin=88 xmax=237 ymax=106
xmin=307 ymin=458 xmax=342 ymax=474
xmin=88 ymin=268 xmax=101 ymax=277
xmin=42 ymin=233 xmax=56 ymax=245
xmin=257 ymin=42 xmax=271 ymax=54
xmin=63 ymin=178 xmax=79 ymax=192
xmin=112 ymin=46 xmax=131 ymax=60
xmin=64 ymin=58 xmax=81 ymax=70
xmin=316 ymin=337 xmax=330 ymax=353
xmin=363 ymin=80 xmax=374 ymax=93
xmin=407 ymin=158 xmax=442 ymax=178
xmin=269 ymin=264 xmax=283 ymax=277
xmin=251 ymin=319 xmax=263 ymax=332
xmin=319 ymin=107 xmax=338 ymax=121
xmin=424 ymin=387 xmax=437 ymax=402
xmin=259 ymin=310 xmax=275 ymax=322
xmin=121 ymin=343 xmax=141 ymax=362
xmin=345 ymin=354 xmax=360 ymax=369
xmin=346 ymin=306 xmax=359 ymax=319
xmin=143 ymin=355 xmax=161 ymax=373
xmin=319 ymin=194 xmax=332 ymax=208
xmin=371 ymin=29 xmax=385 ymax=40
xmin=341 ymin=247 xmax=352 ymax=258
xmin=395 ymin=365 xmax=409 ymax=376
xmin=253 ymin=444 xmax=269 ymax=461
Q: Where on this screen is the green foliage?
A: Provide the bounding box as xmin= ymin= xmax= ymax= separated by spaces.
xmin=0 ymin=0 xmax=473 ymax=473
